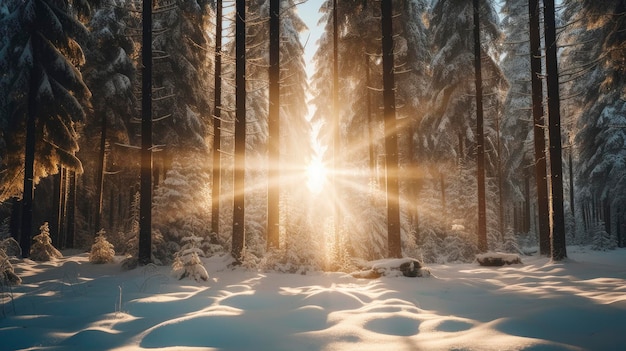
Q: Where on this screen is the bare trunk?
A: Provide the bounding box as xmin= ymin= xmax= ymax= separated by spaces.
xmin=139 ymin=0 xmax=153 ymax=265
xmin=473 ymin=0 xmax=487 ymax=252
xmin=232 ymin=0 xmax=247 ymax=262
xmin=381 ymin=0 xmax=401 ymax=258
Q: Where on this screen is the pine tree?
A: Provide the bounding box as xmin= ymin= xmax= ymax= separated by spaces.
xmin=0 ymin=0 xmax=91 ymax=256
xmin=89 ymin=229 xmax=115 ymax=264
xmin=562 ymin=0 xmax=626 ymax=241
xmin=30 ymin=222 xmax=63 ymax=261
xmin=172 ymin=234 xmax=209 ymax=282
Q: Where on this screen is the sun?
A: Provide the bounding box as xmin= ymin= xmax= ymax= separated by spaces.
xmin=306 ymin=157 xmax=328 ymax=193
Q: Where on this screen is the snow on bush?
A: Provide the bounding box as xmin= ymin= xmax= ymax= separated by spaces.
xmin=171 ymin=234 xmax=208 ymax=282
xmin=1 ymin=247 xmax=21 ymax=285
xmin=29 ymin=222 xmax=62 ymax=261
xmin=89 ymin=229 xmax=116 ymax=264
xmin=591 ymin=222 xmax=616 ymax=251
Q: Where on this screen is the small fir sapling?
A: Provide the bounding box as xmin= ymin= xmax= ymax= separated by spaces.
xmin=171 ymin=234 xmax=208 ymax=282
xmin=90 ymin=229 xmax=116 ymax=264
xmin=29 ymin=222 xmax=63 ymax=261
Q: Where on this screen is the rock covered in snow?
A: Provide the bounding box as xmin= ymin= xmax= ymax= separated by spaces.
xmin=352 ymin=258 xmax=430 ymax=279
xmin=476 ymin=252 xmax=522 ymax=267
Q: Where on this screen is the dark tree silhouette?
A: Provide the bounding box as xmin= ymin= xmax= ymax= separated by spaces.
xmin=544 ymin=0 xmax=567 ymax=260
xmin=381 ymin=0 xmax=401 ymax=258
xmin=528 ymin=0 xmax=550 ymax=255
xmin=139 ymin=0 xmax=153 ymax=265
xmin=267 ymin=0 xmax=280 ymax=249
xmin=232 ymin=0 xmax=246 ymax=262
xmin=473 ymin=0 xmax=487 ymax=252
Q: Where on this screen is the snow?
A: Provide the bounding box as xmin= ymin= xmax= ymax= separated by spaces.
xmin=1 ymin=247 xmax=626 ymax=350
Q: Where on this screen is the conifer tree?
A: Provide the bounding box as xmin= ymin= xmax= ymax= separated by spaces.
xmin=0 ymin=0 xmax=91 ymax=256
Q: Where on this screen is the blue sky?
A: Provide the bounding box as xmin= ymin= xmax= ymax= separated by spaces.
xmin=296 ymin=0 xmax=325 ymax=78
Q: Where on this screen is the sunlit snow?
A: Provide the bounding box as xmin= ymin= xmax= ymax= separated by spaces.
xmin=1 ymin=247 xmax=625 ymax=350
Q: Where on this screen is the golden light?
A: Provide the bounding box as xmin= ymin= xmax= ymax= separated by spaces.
xmin=306 ymin=156 xmax=328 ymax=193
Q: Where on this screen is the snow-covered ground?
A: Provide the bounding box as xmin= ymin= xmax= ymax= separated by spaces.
xmin=1 ymin=247 xmax=625 ymax=351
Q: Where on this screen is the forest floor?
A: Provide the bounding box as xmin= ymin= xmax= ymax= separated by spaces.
xmin=1 ymin=246 xmax=625 ymax=350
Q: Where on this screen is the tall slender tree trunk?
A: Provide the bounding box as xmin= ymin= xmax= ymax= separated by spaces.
xmin=381 ymin=0 xmax=401 ymax=258
xmin=544 ymin=0 xmax=567 ymax=261
xmin=473 ymin=0 xmax=487 ymax=252
xmin=365 ymin=55 xmax=376 ymax=184
xmin=232 ymin=0 xmax=246 ymax=262
xmin=58 ymin=167 xmax=68 ymax=246
xmin=529 ymin=0 xmax=550 ymax=255
xmin=211 ymin=0 xmax=223 ymax=239
xmin=332 ymin=0 xmax=341 ymax=242
xmin=20 ymin=67 xmax=39 ymax=258
xmin=267 ymin=0 xmax=280 ymax=250
xmin=10 ymin=197 xmax=21 ymax=242
xmin=139 ymin=0 xmax=153 ymax=265
xmin=65 ymin=170 xmax=76 ymax=249
xmin=95 ymin=113 xmax=107 ymax=233
xmin=569 ymin=146 xmax=575 ymax=218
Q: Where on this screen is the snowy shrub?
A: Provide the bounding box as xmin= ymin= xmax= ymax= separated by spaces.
xmin=0 ymin=248 xmax=21 ymax=285
xmin=171 ymin=234 xmax=208 ymax=282
xmin=153 ymin=159 xmax=211 ymax=244
xmin=418 ymin=226 xmax=444 ymax=264
xmin=0 ymin=237 xmax=21 ymax=257
xmin=591 ymin=222 xmax=616 ymax=251
xmin=442 ymin=229 xmax=478 ymax=263
xmin=89 ymin=229 xmax=115 ymax=264
xmin=29 ymin=222 xmax=62 ymax=261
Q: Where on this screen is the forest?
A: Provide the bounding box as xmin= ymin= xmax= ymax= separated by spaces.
xmin=1 ymin=0 xmax=625 ymax=272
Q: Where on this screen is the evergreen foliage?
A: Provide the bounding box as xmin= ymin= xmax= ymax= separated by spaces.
xmin=29 ymin=222 xmax=63 ymax=261
xmin=0 ymin=247 xmax=21 ymax=285
xmin=0 ymin=0 xmax=91 ymax=200
xmin=172 ymin=234 xmax=209 ymax=282
xmin=89 ymin=229 xmax=115 ymax=264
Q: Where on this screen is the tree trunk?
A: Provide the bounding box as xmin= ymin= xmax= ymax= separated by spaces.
xmin=332 ymin=0 xmax=341 ymax=241
xmin=232 ymin=0 xmax=246 ymax=262
xmin=365 ymin=54 xmax=376 ymax=184
xmin=473 ymin=0 xmax=487 ymax=252
xmin=381 ymin=0 xmax=401 ymax=258
xmin=604 ymin=197 xmax=611 ymax=235
xmin=95 ymin=113 xmax=107 ymax=233
xmin=569 ymin=147 xmax=575 ymax=218
xmin=544 ymin=0 xmax=567 ymax=260
xmin=65 ymin=170 xmax=76 ymax=249
xmin=528 ymin=0 xmax=551 ymax=255
xmin=139 ymin=0 xmax=153 ymax=265
xmin=10 ymin=197 xmax=21 ymax=241
xmin=211 ymin=0 xmax=223 ymax=238
xmin=20 ymin=67 xmax=39 ymax=258
xmin=267 ymin=0 xmax=280 ymax=250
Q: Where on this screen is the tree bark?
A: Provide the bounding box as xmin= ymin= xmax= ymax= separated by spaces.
xmin=528 ymin=0 xmax=551 ymax=255
xmin=365 ymin=55 xmax=376 ymax=184
xmin=139 ymin=0 xmax=153 ymax=265
xmin=20 ymin=66 xmax=39 ymax=258
xmin=232 ymin=0 xmax=247 ymax=262
xmin=332 ymin=0 xmax=341 ymax=242
xmin=211 ymin=0 xmax=223 ymax=238
xmin=267 ymin=0 xmax=280 ymax=250
xmin=95 ymin=113 xmax=107 ymax=233
xmin=473 ymin=0 xmax=487 ymax=252
xmin=381 ymin=0 xmax=401 ymax=258
xmin=544 ymin=0 xmax=567 ymax=260
xmin=65 ymin=170 xmax=76 ymax=249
